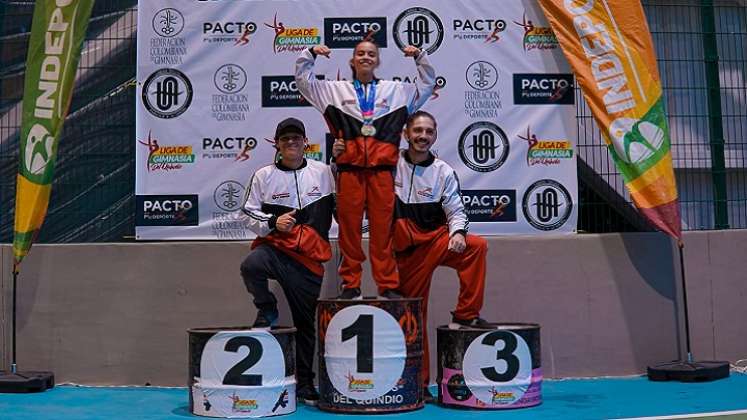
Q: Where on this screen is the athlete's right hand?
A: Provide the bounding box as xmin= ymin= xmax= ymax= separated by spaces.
xmin=276 ymin=209 xmax=297 ymax=232
xmin=312 ymin=45 xmax=331 ymax=58
xmin=332 ymin=131 xmax=345 ymax=158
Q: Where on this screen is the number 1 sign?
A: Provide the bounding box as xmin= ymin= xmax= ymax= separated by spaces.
xmin=324 ymin=305 xmax=407 ymax=400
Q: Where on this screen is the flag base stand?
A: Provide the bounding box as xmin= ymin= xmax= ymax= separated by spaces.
xmin=647 ymin=360 xmax=729 ymax=382
xmin=647 ymin=244 xmax=730 ymax=383
xmin=0 ymin=370 xmax=54 ymax=393
xmin=0 ymin=269 xmax=55 ymax=393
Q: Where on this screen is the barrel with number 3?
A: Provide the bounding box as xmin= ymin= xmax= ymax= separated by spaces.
xmin=188 ymin=327 xmax=296 ymax=418
xmin=437 ymin=323 xmax=541 ymax=409
xmin=317 ymin=298 xmax=423 ymax=413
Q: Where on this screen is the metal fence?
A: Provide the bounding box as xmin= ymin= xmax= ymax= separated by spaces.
xmin=0 ymin=0 xmax=745 ymax=243
xmin=577 ymin=0 xmax=747 ymax=232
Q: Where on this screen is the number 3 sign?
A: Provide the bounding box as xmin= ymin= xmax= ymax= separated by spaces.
xmin=463 ymin=330 xmax=532 ymax=406
xmin=324 ymin=305 xmax=407 ymax=400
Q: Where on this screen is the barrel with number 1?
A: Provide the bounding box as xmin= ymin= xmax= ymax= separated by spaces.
xmin=188 ymin=327 xmax=296 ymax=418
xmin=437 ymin=323 xmax=542 ymax=409
xmin=317 ymin=298 xmax=423 ymax=413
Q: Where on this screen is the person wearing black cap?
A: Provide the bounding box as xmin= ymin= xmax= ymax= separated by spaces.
xmin=239 ymin=117 xmax=334 ymax=405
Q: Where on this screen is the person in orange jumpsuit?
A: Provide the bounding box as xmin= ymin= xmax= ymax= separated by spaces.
xmin=296 ymin=40 xmax=436 ymax=299
xmin=392 ymin=111 xmax=490 ymax=402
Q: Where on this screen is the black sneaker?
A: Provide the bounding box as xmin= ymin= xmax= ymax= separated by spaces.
xmin=380 ymin=289 xmax=403 ymax=299
xmin=252 ymin=308 xmax=278 ymax=330
xmin=297 ymin=383 xmax=319 ymax=406
xmin=422 ymin=387 xmax=434 ymax=404
xmin=448 ymin=314 xmax=491 ymax=329
xmin=337 ymin=287 xmax=362 ymax=300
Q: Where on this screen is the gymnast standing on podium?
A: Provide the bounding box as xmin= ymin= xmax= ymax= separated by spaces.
xmin=295 ymin=37 xmax=436 ymax=299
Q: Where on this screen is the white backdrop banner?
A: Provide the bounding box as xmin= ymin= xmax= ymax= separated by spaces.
xmin=135 ymin=0 xmax=578 ymax=240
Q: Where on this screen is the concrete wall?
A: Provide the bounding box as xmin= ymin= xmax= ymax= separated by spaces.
xmin=1 ymin=230 xmax=745 ymax=386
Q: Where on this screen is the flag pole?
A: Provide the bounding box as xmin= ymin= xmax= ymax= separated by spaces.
xmin=646 ymin=241 xmax=729 ymax=381
xmin=11 ymin=266 xmax=18 ymax=374
xmin=677 ymin=242 xmax=693 ymax=363
xmin=0 ymin=264 xmax=55 ymax=392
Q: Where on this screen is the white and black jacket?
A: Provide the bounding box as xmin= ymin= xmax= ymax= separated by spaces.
xmin=393 ymin=151 xmax=468 ymax=251
xmin=242 ymin=159 xmax=335 ymax=275
xmin=295 ymin=48 xmax=436 ymax=169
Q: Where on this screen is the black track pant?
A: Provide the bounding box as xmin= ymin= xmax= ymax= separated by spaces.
xmin=240 ymin=244 xmax=321 ymax=386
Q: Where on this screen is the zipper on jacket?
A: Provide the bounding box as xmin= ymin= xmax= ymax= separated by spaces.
xmin=364 ymin=134 xmax=368 ymax=167
xmin=293 ymin=169 xmax=303 ymax=252
xmin=406 ymin=161 xmax=416 ymax=248
xmin=406 ymin=161 xmax=416 ymax=202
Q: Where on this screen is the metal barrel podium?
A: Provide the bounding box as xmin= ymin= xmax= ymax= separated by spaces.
xmin=317 ymin=297 xmax=423 ymax=413
xmin=437 ymin=323 xmax=542 ymax=409
xmin=188 ymin=327 xmax=296 ymax=418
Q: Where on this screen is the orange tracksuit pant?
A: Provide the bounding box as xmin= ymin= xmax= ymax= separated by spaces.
xmin=396 ymin=226 xmax=487 ymax=386
xmin=337 ymin=170 xmax=399 ymax=292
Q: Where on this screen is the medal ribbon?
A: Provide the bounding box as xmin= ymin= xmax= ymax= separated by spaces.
xmin=353 ymin=79 xmax=377 ymax=126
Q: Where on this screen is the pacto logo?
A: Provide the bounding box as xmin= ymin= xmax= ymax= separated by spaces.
xmin=261 ymin=75 xmax=321 ymax=107
xmin=142 ymin=68 xmax=193 ymax=119
xmin=136 ymin=195 xmax=199 ymax=226
xmin=393 ymin=7 xmax=444 ymax=55
xmin=202 ymin=21 xmax=257 ymax=46
xmin=458 ymin=122 xmax=509 ymax=172
xmin=522 ymin=179 xmax=573 ymax=231
xmin=452 ymin=19 xmax=506 ymax=43
xmin=324 ymin=17 xmax=387 ymax=48
xmin=461 ymin=190 xmax=516 ymax=222
xmin=214 ymin=180 xmax=246 ymax=212
xmin=214 ymin=64 xmax=247 ymax=94
xmin=392 ymin=75 xmax=446 ymax=100
xmin=466 ymin=61 xmax=498 ymax=91
xmin=513 ymin=74 xmax=574 ymax=105
xmin=152 ymin=8 xmax=184 ymax=38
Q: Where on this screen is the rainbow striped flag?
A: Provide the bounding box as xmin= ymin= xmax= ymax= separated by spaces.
xmin=538 ymin=0 xmax=681 ymax=240
xmin=13 ymin=0 xmax=95 ymax=271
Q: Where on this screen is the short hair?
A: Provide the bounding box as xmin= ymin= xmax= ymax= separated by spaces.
xmin=406 ymin=110 xmax=437 ymax=129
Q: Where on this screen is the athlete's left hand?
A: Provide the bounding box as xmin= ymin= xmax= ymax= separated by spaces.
xmin=448 ymin=233 xmax=466 ymax=253
xmin=403 ymin=45 xmax=422 ymax=57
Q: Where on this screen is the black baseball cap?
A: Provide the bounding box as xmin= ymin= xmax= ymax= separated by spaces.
xmin=274 ymin=117 xmax=306 ymax=140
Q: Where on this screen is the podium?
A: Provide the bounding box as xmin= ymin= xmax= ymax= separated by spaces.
xmin=188 ymin=327 xmax=296 ymax=418
xmin=437 ymin=323 xmax=542 ymax=409
xmin=317 ymin=297 xmax=423 ymax=413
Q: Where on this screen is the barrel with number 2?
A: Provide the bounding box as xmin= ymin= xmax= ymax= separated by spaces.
xmin=437 ymin=323 xmax=542 ymax=409
xmin=188 ymin=327 xmax=296 ymax=418
xmin=317 ymin=298 xmax=423 ymax=413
